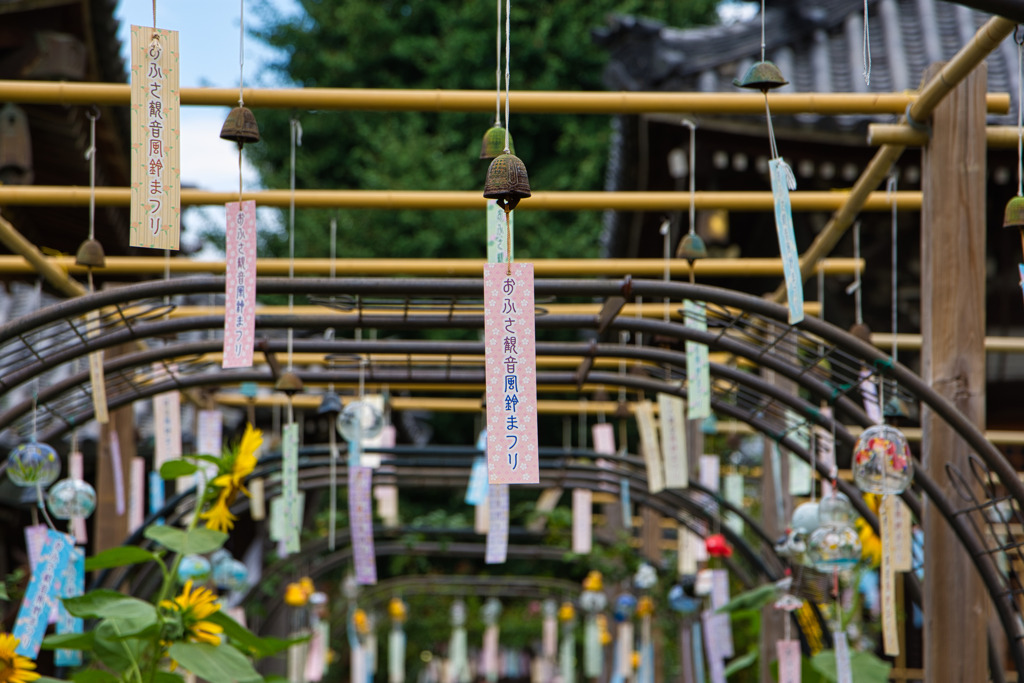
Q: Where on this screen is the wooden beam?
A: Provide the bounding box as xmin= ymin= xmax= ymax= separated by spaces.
xmin=921 ymin=61 xmax=989 ymax=683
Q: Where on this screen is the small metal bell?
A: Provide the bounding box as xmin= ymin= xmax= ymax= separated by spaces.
xmin=318 ymin=391 xmax=343 ymax=416
xmin=479 ymin=125 xmax=514 ymax=160
xmin=677 ymin=233 xmax=708 ymax=263
xmin=733 ymin=60 xmax=789 ymax=92
xmin=483 ymin=152 xmax=531 ymax=212
xmin=883 ymin=395 xmax=911 ymax=420
xmin=848 ymin=322 xmax=872 ymax=344
xmin=1003 ymin=195 xmax=1024 ymax=229
xmin=220 ymin=106 xmax=260 ymax=146
xmin=275 ymin=371 xmax=303 ymax=395
xmin=75 ymin=238 xmax=106 ymax=268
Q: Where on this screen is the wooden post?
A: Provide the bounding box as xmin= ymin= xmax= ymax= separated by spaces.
xmin=93 ymin=398 xmax=138 ymax=554
xmin=920 ymin=61 xmax=988 ymax=682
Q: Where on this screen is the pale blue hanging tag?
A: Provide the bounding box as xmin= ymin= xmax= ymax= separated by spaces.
xmin=620 ymin=476 xmax=632 ymax=529
xmin=282 ymin=423 xmax=301 ymax=554
xmin=148 ymin=470 xmax=165 ymax=524
xmin=684 ymin=300 xmax=710 ymax=419
xmin=769 ymin=158 xmax=804 ymax=324
xmin=54 ymin=546 xmax=84 ymax=666
xmin=465 ymin=456 xmax=489 ymax=506
xmin=14 ymin=529 xmax=73 ymax=657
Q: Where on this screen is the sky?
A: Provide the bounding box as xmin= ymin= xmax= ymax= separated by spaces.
xmin=114 ymin=0 xmax=300 ymax=251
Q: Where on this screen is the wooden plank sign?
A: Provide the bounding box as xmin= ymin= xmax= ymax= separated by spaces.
xmin=130 ymin=26 xmax=179 ymax=250
xmin=223 ymin=201 xmax=257 ymax=368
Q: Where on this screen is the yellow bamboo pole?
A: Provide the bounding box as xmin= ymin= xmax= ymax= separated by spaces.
xmin=0 ymin=186 xmax=922 ymax=212
xmin=0 ymin=215 xmax=85 ymax=297
xmin=0 ymin=81 xmax=1008 ymax=114
xmin=770 ymin=15 xmax=1016 ymax=303
xmin=867 ymin=123 xmax=1021 ymax=147
xmin=870 ymin=332 xmax=1024 ymax=353
xmin=33 ymin=255 xmax=862 ymax=278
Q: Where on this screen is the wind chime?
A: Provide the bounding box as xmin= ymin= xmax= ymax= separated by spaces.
xmin=733 ymin=0 xmax=803 ymax=325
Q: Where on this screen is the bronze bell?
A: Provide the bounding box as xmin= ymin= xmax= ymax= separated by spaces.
xmin=848 ymin=322 xmax=872 ymax=344
xmin=479 ymin=125 xmax=514 ymax=160
xmin=220 ymin=106 xmax=260 ymax=146
xmin=318 ymin=390 xmax=343 ymax=416
xmin=677 ymin=233 xmax=708 ymax=263
xmin=483 ymin=152 xmax=531 ymax=212
xmin=733 ymin=60 xmax=789 ymax=92
xmin=883 ymin=395 xmax=911 ymax=421
xmin=75 ymin=238 xmax=106 ymax=268
xmin=275 ymin=371 xmax=304 ymax=395
xmin=1003 ymin=195 xmax=1024 ymax=229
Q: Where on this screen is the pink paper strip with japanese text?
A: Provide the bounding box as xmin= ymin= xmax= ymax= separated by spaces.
xmin=223 ymin=201 xmax=257 ymax=368
xmin=484 ymin=262 xmax=539 ymax=484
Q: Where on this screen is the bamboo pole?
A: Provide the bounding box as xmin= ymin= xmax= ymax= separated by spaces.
xmin=868 ymin=123 xmax=1021 ymax=147
xmin=29 ymin=255 xmax=861 ymax=278
xmin=769 ymin=15 xmax=1016 ymax=303
xmin=0 ymin=215 xmax=85 ymax=297
xmin=0 ymin=186 xmax=922 ymax=212
xmin=0 ymin=80 xmax=1009 ymax=114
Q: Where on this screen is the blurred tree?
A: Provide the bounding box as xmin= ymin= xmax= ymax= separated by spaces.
xmin=239 ymin=0 xmax=719 ymax=260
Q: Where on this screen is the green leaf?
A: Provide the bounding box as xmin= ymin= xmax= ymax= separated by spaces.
xmin=161 ymin=460 xmax=198 ymax=479
xmin=36 ymin=677 xmax=72 ymax=683
xmin=207 ymin=610 xmax=306 ymax=659
xmin=0 ymin=583 xmax=7 ymax=600
xmin=62 ymin=589 xmax=132 ymax=618
xmin=811 ymin=649 xmax=892 ymax=683
xmin=84 ymin=546 xmax=162 ymax=572
xmin=41 ymin=631 xmax=95 ymax=650
xmin=71 ymin=670 xmax=120 ymax=683
xmin=145 ymin=526 xmax=228 ymax=555
xmin=715 ymin=582 xmax=780 ymax=613
xmin=187 ymin=454 xmax=223 ymax=468
xmin=92 ymin=620 xmax=145 ymax=672
xmin=154 ymin=673 xmax=185 ymax=683
xmin=723 ymin=646 xmax=759 ymax=677
xmin=168 ymin=642 xmax=262 ymax=683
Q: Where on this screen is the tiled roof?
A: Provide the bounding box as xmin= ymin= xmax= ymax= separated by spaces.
xmin=595 ymin=0 xmax=1019 ymax=128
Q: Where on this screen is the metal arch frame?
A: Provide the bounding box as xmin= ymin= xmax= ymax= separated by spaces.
xmin=0 ymin=276 xmax=1021 ymax=665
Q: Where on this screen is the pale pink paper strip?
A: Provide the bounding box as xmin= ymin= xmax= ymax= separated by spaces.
xmin=571 ymin=488 xmax=592 ymax=554
xmin=110 ymin=430 xmax=125 ymax=516
xmin=69 ymin=452 xmax=87 ymax=543
xmin=483 ymin=263 xmax=539 ymax=484
xmin=349 ymin=465 xmax=377 ymax=584
xmin=485 ymin=483 xmax=509 ymax=564
xmin=776 ymin=640 xmax=801 ymax=683
xmin=129 ymin=457 xmax=146 ymax=534
xmin=223 ymin=201 xmax=257 ymax=368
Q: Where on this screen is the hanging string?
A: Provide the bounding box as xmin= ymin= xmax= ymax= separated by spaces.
xmin=287 ymin=117 xmax=301 ymax=371
xmin=765 ymin=94 xmax=779 ymax=159
xmin=850 ymin=222 xmax=863 ymax=325
xmin=1016 ymin=26 xmax=1023 ymax=197
xmin=85 ymin=108 xmax=98 ymax=294
xmin=660 ymin=218 xmax=671 ymax=323
xmin=494 ymin=0 xmax=502 ymax=127
xmin=152 ymin=0 xmax=157 ymax=29
xmin=759 ymin=0 xmax=766 ymax=62
xmin=683 ymin=118 xmax=697 ymax=285
xmin=502 ymin=0 xmax=511 ymax=153
xmin=238 ymin=0 xmax=246 ymax=107
xmin=862 ymin=0 xmax=871 ymax=86
xmin=888 ymin=174 xmax=899 ymax=367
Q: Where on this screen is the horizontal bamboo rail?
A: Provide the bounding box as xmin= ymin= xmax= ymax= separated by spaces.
xmin=868 ymin=123 xmax=1021 ymax=147
xmin=0 ymin=81 xmax=1009 ymax=114
xmin=0 ymin=186 xmax=922 ymax=211
xmin=32 ymin=256 xmax=861 ymax=278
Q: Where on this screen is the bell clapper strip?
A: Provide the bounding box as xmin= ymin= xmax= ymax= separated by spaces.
xmin=503 ymin=0 xmax=513 ymax=275
xmin=862 ymin=0 xmax=872 ymax=86
xmin=288 ymin=117 xmax=302 ymax=372
xmin=85 ymin=108 xmax=98 ymax=293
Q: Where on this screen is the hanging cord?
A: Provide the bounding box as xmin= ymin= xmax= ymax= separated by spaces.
xmin=885 ymin=172 xmax=900 ymax=419
xmin=661 ymin=218 xmax=671 ymax=323
xmin=287 ymin=117 xmax=301 ymax=371
xmin=494 ymin=0 xmax=502 ymax=127
xmin=85 ymin=108 xmax=98 ymax=293
xmin=502 ymin=0 xmax=511 ymax=154
xmin=848 ymin=221 xmax=863 ymax=325
xmin=765 ymin=94 xmax=779 ymax=159
xmin=682 ymin=118 xmax=698 ymax=284
xmin=862 ymin=0 xmax=871 ymax=86
xmin=238 ymin=0 xmax=246 ymax=107
xmin=760 ymin=0 xmax=766 ymax=62
xmin=152 ymin=0 xmax=157 ymax=28
xmin=1016 ymin=26 xmax=1023 ymax=197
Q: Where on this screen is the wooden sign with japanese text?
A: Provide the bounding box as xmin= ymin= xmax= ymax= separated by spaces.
xmin=484 ymin=263 xmax=539 ymax=484
xmin=130 ymin=26 xmax=179 ymax=250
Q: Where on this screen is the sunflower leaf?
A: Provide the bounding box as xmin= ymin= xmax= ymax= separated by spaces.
xmin=84 ymin=546 xmax=162 ymax=572
xmin=169 ymin=641 xmax=262 ymax=683
xmin=207 ymin=610 xmax=308 ymax=659
xmin=71 ymin=670 xmax=119 ymax=683
xmin=145 ymin=526 xmax=228 ymax=555
xmin=42 ymin=631 xmax=95 ymax=650
xmin=160 ymin=460 xmax=198 ymax=479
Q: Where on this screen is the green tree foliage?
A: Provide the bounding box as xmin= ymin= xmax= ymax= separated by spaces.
xmin=245 ymin=0 xmax=718 ymax=260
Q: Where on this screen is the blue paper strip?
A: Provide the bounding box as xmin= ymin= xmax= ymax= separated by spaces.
xmin=14 ymin=530 xmax=74 ymax=657
xmin=684 ymin=300 xmax=711 ymax=419
xmin=148 ymin=470 xmax=165 ymax=524
xmin=620 ymin=477 xmax=631 ymax=529
xmin=769 ymin=158 xmax=804 ymax=325
xmin=282 ymin=423 xmax=301 ymax=554
xmin=465 ymin=456 xmax=489 ymax=506
xmin=55 ymin=547 xmax=84 ymax=666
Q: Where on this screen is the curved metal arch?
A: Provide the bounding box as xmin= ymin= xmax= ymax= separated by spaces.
xmin=1 ymin=276 xmax=1021 ymax=664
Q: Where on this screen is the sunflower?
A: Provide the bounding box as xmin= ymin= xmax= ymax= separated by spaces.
xmin=200 ymin=493 xmax=237 ymax=533
xmin=160 ymin=580 xmax=224 ymax=646
xmin=213 ymin=423 xmax=263 ymax=500
xmin=0 ymin=634 xmax=39 ymax=683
